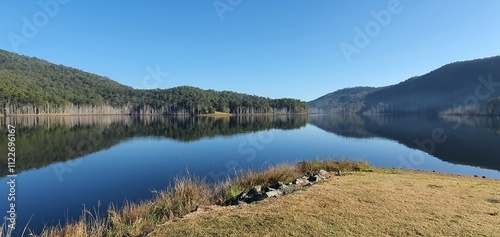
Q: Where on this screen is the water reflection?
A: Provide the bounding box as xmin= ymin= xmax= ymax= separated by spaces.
xmin=0 ymin=115 xmax=308 ymax=177
xmin=0 ymin=114 xmax=499 ymax=233
xmin=309 ymin=114 xmax=500 ymax=171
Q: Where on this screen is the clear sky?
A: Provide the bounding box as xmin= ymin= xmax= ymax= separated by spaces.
xmin=1 ymin=1 xmax=500 ymax=101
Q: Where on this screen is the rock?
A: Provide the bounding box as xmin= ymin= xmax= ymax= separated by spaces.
xmin=238 ymin=185 xmax=267 ymax=203
xmin=318 ymin=169 xmax=328 ymax=177
xmin=238 ymin=201 xmax=247 ymax=205
xmin=309 ymin=174 xmax=323 ymax=182
xmin=242 ymin=193 xmax=267 ymax=203
xmin=271 ymin=182 xmax=285 ymax=190
xmin=293 ymin=178 xmax=305 ymax=185
xmin=474 ymin=175 xmax=478 ymax=177
xmin=279 ymin=184 xmax=298 ymax=195
xmin=482 ymin=176 xmax=486 ymax=179
xmin=253 ymin=185 xmax=262 ymax=193
xmin=265 ymin=190 xmax=282 ymax=198
xmin=336 ymin=171 xmax=343 ymax=176
xmin=230 ymin=199 xmax=240 ymax=205
xmin=246 ymin=186 xmax=262 ymax=197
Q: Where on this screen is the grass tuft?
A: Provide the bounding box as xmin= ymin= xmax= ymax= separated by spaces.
xmin=297 ymin=158 xmax=372 ymax=174
xmin=213 ymin=163 xmax=304 ymax=205
xmin=427 ymin=184 xmax=443 ymax=189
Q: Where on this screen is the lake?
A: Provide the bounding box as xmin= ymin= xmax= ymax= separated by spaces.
xmin=1 ymin=114 xmax=499 ymax=233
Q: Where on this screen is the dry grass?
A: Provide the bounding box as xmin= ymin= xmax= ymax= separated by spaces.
xmin=35 ymin=205 xmax=108 ymax=237
xmin=297 ymin=158 xmax=372 ymax=174
xmin=236 ymin=164 xmax=303 ymax=188
xmin=149 ymin=169 xmax=500 ymax=237
xmin=215 ymin=164 xmax=303 ymax=204
xmin=34 ymin=174 xmax=216 ymax=237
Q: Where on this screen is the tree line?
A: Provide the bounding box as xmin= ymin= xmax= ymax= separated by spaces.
xmin=0 ymin=50 xmax=309 ymax=115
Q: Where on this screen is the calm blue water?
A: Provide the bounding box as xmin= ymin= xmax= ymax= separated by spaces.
xmin=0 ymin=114 xmax=499 ymax=233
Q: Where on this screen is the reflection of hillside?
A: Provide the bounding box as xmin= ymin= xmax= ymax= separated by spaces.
xmin=0 ymin=115 xmax=308 ymax=176
xmin=310 ymin=114 xmax=500 ymax=171
xmin=308 ymin=114 xmax=374 ymax=138
xmin=439 ymin=115 xmax=500 ymax=134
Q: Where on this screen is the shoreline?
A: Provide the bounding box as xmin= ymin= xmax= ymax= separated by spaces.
xmin=0 ymin=112 xmax=310 ymax=118
xmin=2 ymin=112 xmax=499 ymax=118
xmin=19 ymin=159 xmax=371 ymax=236
xmin=16 ymin=160 xmax=500 ymax=236
xmin=152 ymin=168 xmax=500 ymax=237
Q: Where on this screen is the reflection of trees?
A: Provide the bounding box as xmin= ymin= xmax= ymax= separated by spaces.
xmin=439 ymin=115 xmax=500 ymax=134
xmin=0 ymin=115 xmax=308 ymax=176
xmin=309 ymin=114 xmax=374 ymax=138
xmin=310 ymin=114 xmax=500 ymax=171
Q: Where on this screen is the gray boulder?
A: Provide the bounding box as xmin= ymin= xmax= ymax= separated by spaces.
xmin=237 ymin=185 xmax=267 ymax=203
xmin=253 ymin=185 xmax=262 ymax=193
xmin=265 ymin=190 xmax=282 ymax=198
xmin=318 ymin=169 xmax=328 ymax=177
xmin=279 ymin=184 xmax=299 ymax=195
xmin=292 ymin=178 xmax=305 ymax=185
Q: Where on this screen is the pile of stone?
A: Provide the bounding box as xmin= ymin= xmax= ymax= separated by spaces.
xmin=230 ymin=169 xmax=340 ymax=205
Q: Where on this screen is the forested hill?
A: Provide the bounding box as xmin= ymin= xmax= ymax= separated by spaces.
xmin=0 ymin=49 xmax=308 ymax=115
xmin=308 ymin=87 xmax=379 ymax=114
xmin=309 ymin=56 xmax=500 ymax=115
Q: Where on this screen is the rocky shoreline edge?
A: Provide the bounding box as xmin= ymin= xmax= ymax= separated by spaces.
xmin=228 ymin=169 xmax=340 ymax=206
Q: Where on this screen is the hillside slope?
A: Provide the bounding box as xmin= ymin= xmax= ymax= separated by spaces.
xmin=0 ymin=50 xmax=309 ymax=115
xmin=309 ymin=56 xmax=500 ymax=115
xmin=364 ymin=56 xmax=500 ymax=114
xmin=308 ymin=86 xmax=379 ymax=113
xmin=0 ymin=49 xmax=133 ymax=111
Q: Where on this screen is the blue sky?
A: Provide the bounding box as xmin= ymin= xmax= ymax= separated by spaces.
xmin=1 ymin=1 xmax=500 ymax=101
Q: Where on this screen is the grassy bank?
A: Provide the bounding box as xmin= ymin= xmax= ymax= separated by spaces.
xmin=150 ymin=169 xmax=499 ymax=237
xmin=17 ymin=160 xmax=500 ymax=236
xmin=27 ymin=159 xmax=369 ymax=237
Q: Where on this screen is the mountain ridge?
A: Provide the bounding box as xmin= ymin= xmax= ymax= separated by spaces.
xmin=309 ymin=56 xmax=500 ymax=115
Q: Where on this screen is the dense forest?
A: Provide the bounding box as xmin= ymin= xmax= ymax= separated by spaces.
xmin=0 ymin=50 xmax=309 ymax=115
xmin=308 ymin=86 xmax=379 ymax=114
xmin=309 ymin=56 xmax=500 ymax=115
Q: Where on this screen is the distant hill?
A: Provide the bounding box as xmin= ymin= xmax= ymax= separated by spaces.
xmin=0 ymin=49 xmax=309 ymax=115
xmin=309 ymin=56 xmax=500 ymax=115
xmin=308 ymin=87 xmax=379 ymax=114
